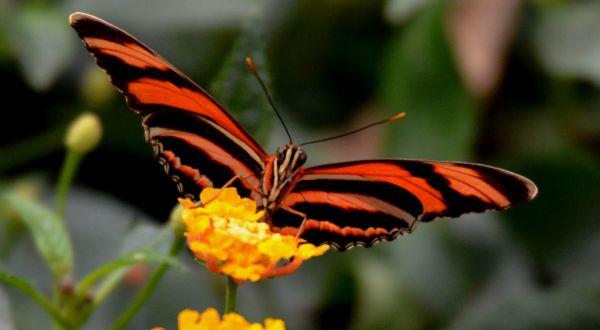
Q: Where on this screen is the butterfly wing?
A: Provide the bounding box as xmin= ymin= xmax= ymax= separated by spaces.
xmin=273 ymin=159 xmax=537 ymax=250
xmin=70 ymin=12 xmax=268 ymax=200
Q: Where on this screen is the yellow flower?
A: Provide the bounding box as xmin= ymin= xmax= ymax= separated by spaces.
xmin=152 ymin=308 xmax=285 ymax=330
xmin=181 ymin=188 xmax=329 ymax=283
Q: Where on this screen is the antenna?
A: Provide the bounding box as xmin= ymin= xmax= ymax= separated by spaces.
xmin=245 ymin=57 xmax=293 ymax=144
xmin=300 ymin=112 xmax=406 ymax=147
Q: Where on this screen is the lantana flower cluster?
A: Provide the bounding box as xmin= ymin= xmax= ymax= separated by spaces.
xmin=180 ymin=187 xmax=329 ymax=283
xmin=153 ymin=308 xmax=285 ymax=330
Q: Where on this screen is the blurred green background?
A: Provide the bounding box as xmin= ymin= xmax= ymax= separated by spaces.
xmin=1 ymin=0 xmax=600 ymax=329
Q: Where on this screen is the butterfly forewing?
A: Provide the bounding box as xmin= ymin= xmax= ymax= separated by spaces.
xmin=273 ymin=160 xmax=537 ymax=250
xmin=69 ymin=12 xmax=267 ymax=200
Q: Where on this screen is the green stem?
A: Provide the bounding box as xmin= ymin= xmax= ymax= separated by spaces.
xmin=224 ymin=276 xmax=238 ymax=314
xmin=51 ymin=151 xmax=81 ymax=329
xmin=77 ymin=258 xmax=138 ymax=296
xmin=55 ymin=151 xmax=82 ymax=220
xmin=73 ymin=227 xmax=177 ymax=327
xmin=80 ymin=268 xmax=129 ymax=321
xmin=0 ymin=272 xmax=72 ymax=328
xmin=110 ymin=234 xmax=186 ymax=330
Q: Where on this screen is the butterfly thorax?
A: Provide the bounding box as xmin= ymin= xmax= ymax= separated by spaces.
xmin=260 ymin=144 xmax=307 ymax=215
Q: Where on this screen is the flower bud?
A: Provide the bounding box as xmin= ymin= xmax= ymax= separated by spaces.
xmin=64 ymin=112 xmax=102 ymax=154
xmin=81 ymin=66 xmax=115 ymax=106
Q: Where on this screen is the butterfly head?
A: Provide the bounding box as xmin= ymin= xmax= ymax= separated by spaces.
xmin=276 ymin=144 xmax=306 ymax=175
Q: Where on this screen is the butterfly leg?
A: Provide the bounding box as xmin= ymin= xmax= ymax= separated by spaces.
xmin=279 ymin=205 xmax=308 ymax=238
xmin=198 ymin=175 xmax=266 ymax=207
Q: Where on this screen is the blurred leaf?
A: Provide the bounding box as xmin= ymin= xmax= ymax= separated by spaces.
xmin=0 ymin=272 xmax=69 ymax=327
xmin=449 ymin=284 xmax=600 ymax=330
xmin=383 ymin=0 xmax=430 ymax=25
xmin=533 ymin=2 xmax=600 ymax=87
xmin=78 ymin=249 xmax=183 ymax=296
xmin=381 ymin=0 xmax=476 ymax=160
xmin=210 ymin=10 xmax=273 ymax=146
xmin=0 ymin=176 xmax=45 ymax=262
xmin=502 ymin=151 xmax=600 ymax=269
xmin=4 ymin=6 xmax=75 ymax=91
xmin=2 ymin=193 xmax=73 ymax=279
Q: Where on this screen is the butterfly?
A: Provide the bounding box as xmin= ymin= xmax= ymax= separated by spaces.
xmin=70 ymin=12 xmax=538 ymax=250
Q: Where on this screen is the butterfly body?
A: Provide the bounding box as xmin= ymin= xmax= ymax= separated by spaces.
xmin=70 ymin=12 xmax=537 ymax=250
xmin=260 ymin=145 xmax=306 ymax=212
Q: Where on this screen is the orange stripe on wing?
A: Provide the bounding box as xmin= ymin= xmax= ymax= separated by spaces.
xmin=284 ymin=190 xmax=415 ymax=226
xmin=128 ymin=78 xmax=219 ymax=115
xmin=302 ymin=168 xmax=448 ymax=216
xmin=432 ymin=163 xmax=510 ymax=206
xmin=149 ymin=127 xmax=260 ymax=189
xmin=85 ymin=38 xmax=170 ymax=70
xmin=301 ymin=219 xmax=403 ymax=250
xmin=306 ymin=162 xmax=410 ymax=177
xmin=129 ymin=78 xmax=266 ymax=160
xmin=380 ymin=175 xmax=447 ymax=215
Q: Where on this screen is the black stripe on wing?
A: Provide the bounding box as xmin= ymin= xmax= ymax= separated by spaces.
xmin=145 ymin=112 xmax=265 ymax=199
xmin=398 ymin=161 xmax=536 ymax=221
xmin=144 ymin=109 xmax=264 ymax=176
xmin=293 ymin=178 xmax=424 ymax=217
xmin=154 ymin=136 xmax=253 ymax=199
xmin=274 ymin=178 xmax=422 ymax=250
xmin=272 ymin=207 xmax=406 ymax=250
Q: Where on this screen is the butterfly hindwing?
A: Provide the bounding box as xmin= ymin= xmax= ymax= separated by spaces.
xmin=69 ymin=12 xmax=267 ymax=199
xmin=273 ymin=159 xmax=537 ymax=250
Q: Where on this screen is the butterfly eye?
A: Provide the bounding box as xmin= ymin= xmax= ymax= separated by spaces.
xmin=296 ymin=149 xmax=307 ymax=165
xmin=276 ymin=146 xmax=288 ymax=163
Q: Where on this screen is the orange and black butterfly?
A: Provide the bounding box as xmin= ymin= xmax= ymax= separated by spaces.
xmin=70 ymin=12 xmax=537 ymax=250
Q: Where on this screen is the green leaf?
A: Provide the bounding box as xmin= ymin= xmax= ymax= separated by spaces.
xmin=210 ymin=10 xmax=273 ymax=146
xmin=72 ymin=234 xmax=186 ymax=327
xmin=380 ymin=0 xmax=476 ymax=160
xmin=0 ymin=272 xmax=70 ymax=327
xmin=3 ymin=6 xmax=75 ymax=91
xmin=449 ymin=284 xmax=600 ymax=330
xmin=78 ymin=249 xmax=183 ymax=295
xmin=2 ymin=193 xmax=73 ymax=279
